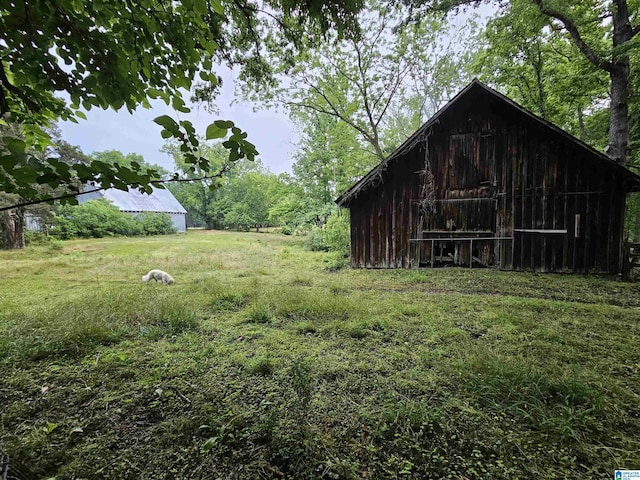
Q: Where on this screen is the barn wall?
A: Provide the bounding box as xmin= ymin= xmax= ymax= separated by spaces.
xmin=347 ymin=91 xmax=629 ymax=273
xmin=349 ymin=151 xmax=423 ymax=268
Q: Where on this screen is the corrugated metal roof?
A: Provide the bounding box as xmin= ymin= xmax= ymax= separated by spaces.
xmin=99 ymin=186 xmax=187 ymax=214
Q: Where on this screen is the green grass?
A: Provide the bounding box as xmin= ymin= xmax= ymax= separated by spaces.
xmin=1 ymin=230 xmax=640 ymax=479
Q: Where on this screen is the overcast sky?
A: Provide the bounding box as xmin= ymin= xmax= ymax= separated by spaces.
xmin=58 ymin=68 xmax=298 ymax=174
xmin=57 ymin=6 xmax=494 ymax=177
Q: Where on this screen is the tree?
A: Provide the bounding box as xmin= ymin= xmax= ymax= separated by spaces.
xmin=473 ymin=0 xmax=608 ymax=138
xmin=0 ymin=0 xmax=363 ymax=210
xmin=291 ymin=112 xmax=378 ymax=214
xmin=0 ymin=123 xmax=91 ymax=247
xmin=163 ymin=140 xmax=231 ymax=229
xmin=254 ymin=1 xmax=472 ymax=162
xmin=208 ymin=161 xmax=281 ymax=231
xmin=400 ymin=0 xmax=640 ymax=166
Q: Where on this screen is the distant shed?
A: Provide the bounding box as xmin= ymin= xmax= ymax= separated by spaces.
xmin=336 ymin=79 xmax=640 ymax=273
xmin=78 ymin=185 xmax=187 ymax=233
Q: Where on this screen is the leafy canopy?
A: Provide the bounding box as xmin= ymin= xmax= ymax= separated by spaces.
xmin=0 ymin=0 xmax=364 ymax=208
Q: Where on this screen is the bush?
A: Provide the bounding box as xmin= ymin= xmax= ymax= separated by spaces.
xmin=304 ymin=227 xmax=327 ymax=251
xmin=135 ymin=212 xmax=176 ymax=235
xmin=24 ymin=230 xmax=50 ymax=246
xmin=51 ymin=199 xmax=176 ymax=239
xmin=304 ymin=212 xmax=350 ymax=257
xmin=323 ymin=213 xmax=350 ymax=257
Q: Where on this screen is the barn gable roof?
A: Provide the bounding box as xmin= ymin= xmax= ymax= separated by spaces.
xmin=336 ymin=79 xmax=640 ymax=206
xmin=82 ymin=185 xmax=187 ymax=214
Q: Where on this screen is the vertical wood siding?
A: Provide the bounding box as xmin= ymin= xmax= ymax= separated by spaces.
xmin=348 ymin=92 xmax=629 ymax=273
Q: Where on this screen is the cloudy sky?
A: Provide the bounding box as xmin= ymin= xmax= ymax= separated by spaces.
xmin=58 ymin=68 xmax=298 ymax=174
xmin=57 ymin=6 xmax=494 ymax=177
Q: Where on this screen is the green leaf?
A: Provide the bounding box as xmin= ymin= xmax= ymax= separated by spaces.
xmin=205 ymin=123 xmax=227 ymax=140
xmin=2 ymin=137 xmax=26 ymax=154
xmin=214 ymin=120 xmax=234 ymax=129
xmin=172 ymin=96 xmax=191 ymax=113
xmin=201 ymin=437 xmax=218 ymax=453
xmin=153 ymin=115 xmax=180 ymax=132
xmin=193 ymin=0 xmax=207 ymax=15
xmin=45 ymin=422 xmax=58 ymax=434
xmin=210 ymin=0 xmax=224 ymax=15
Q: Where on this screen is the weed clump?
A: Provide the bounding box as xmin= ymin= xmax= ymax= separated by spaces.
xmin=209 ymin=293 xmax=247 ymax=313
xmin=158 ymin=309 xmax=199 ymax=335
xmin=247 ymin=356 xmax=275 ymax=375
xmin=242 ymin=304 xmax=272 ymax=324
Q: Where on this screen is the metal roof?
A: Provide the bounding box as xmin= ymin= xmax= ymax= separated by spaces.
xmin=336 ymin=79 xmax=640 ymax=206
xmin=99 ymin=186 xmax=187 ymax=214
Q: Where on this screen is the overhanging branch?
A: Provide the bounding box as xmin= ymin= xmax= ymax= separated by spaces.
xmin=0 ymin=165 xmax=234 ymax=212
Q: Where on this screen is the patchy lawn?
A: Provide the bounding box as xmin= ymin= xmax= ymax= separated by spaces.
xmin=1 ymin=230 xmax=639 ymax=479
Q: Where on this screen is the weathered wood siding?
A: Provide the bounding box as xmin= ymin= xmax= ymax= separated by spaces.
xmin=348 ymin=90 xmax=629 ymax=273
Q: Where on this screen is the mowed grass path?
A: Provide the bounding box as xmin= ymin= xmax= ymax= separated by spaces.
xmin=1 ymin=230 xmax=639 ymax=479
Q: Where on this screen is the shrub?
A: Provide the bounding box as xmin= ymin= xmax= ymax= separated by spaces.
xmin=304 ymin=227 xmax=327 ymax=251
xmin=53 ymin=199 xmax=129 ymax=238
xmin=304 ymin=212 xmax=350 ymax=257
xmin=323 ymin=213 xmax=350 ymax=257
xmin=135 ymin=212 xmax=176 ymax=235
xmin=51 ymin=199 xmax=176 ymax=239
xmin=24 ymin=230 xmax=50 ymax=246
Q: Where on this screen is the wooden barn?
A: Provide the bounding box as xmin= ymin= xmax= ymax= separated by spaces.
xmin=336 ymin=79 xmax=640 ymax=273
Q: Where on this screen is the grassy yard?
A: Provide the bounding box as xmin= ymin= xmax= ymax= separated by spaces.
xmin=1 ymin=230 xmax=639 ymax=479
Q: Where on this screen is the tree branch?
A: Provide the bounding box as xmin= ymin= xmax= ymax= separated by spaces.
xmin=0 ymin=62 xmax=41 ymax=115
xmin=285 ymin=100 xmax=375 ymax=145
xmin=231 ymin=0 xmax=262 ymax=58
xmin=531 ymin=0 xmax=615 ymax=73
xmin=0 ymin=166 xmax=234 ymax=213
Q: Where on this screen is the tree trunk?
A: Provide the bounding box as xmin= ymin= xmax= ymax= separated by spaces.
xmin=1 ymin=208 xmax=25 ymax=249
xmin=530 ymin=0 xmax=636 ymax=166
xmin=577 ymin=108 xmax=586 ymax=141
xmin=608 ymin=63 xmax=630 ymax=165
xmin=608 ymin=0 xmax=633 ymax=165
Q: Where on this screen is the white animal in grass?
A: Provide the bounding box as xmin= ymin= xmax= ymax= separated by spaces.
xmin=141 ymin=269 xmax=175 ymax=285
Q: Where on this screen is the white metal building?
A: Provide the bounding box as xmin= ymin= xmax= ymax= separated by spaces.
xmin=78 ymin=185 xmax=187 ymax=233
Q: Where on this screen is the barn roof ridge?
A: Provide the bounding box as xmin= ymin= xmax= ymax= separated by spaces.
xmin=336 ymin=78 xmax=640 ymax=206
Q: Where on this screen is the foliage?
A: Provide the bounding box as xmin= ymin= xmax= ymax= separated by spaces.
xmin=207 ymin=162 xmax=278 ymax=231
xmin=164 ymin=140 xmax=229 ymax=229
xmin=134 ymin=212 xmax=176 ymax=236
xmin=165 ymin=151 xmax=304 ymax=232
xmin=252 ymin=1 xmax=475 ymax=161
xmin=51 ymin=199 xmax=175 ymax=239
xmin=473 ymin=0 xmax=608 ymax=138
xmin=304 ymin=212 xmax=350 ymax=256
xmin=90 ymin=150 xmax=170 ymax=179
xmin=291 ymin=113 xmax=378 ymax=206
xmin=0 ymin=0 xmax=365 ymax=208
xmin=1 ymin=231 xmax=640 ymax=478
